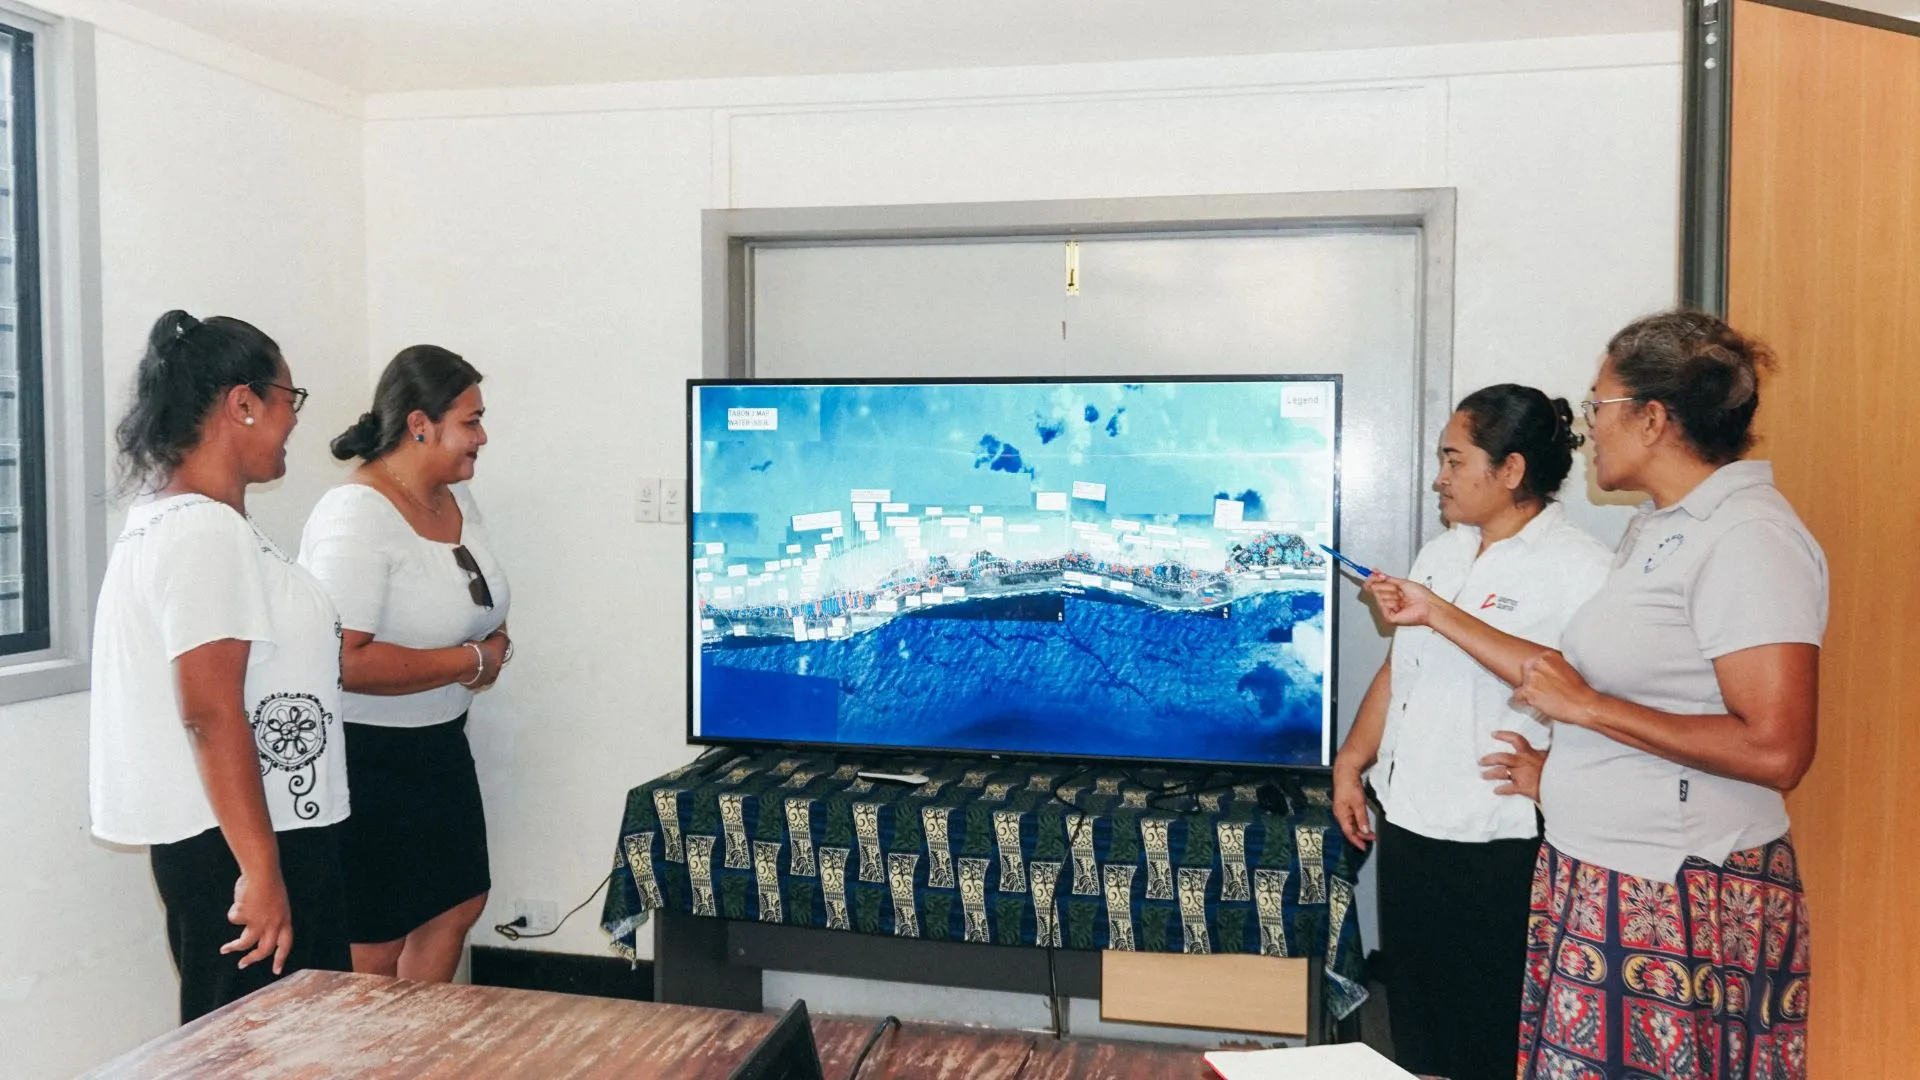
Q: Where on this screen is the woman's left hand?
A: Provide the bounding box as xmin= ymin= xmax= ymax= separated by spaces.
xmin=470 ymin=629 xmax=510 ymax=690
xmin=1480 ymin=730 xmax=1547 ymax=802
xmin=1513 ymin=650 xmax=1597 ymax=726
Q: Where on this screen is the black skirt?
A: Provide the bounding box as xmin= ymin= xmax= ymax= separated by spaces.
xmin=149 ymin=821 xmax=351 ymax=1024
xmin=341 ymin=714 xmax=491 ymax=944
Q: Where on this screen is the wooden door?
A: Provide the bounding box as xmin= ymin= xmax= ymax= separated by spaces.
xmin=1726 ymin=3 xmax=1920 ymax=1075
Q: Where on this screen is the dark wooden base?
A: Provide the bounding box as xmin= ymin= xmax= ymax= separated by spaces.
xmin=651 ymin=908 xmax=1333 ymax=1043
xmin=470 ymin=945 xmax=655 ymax=1002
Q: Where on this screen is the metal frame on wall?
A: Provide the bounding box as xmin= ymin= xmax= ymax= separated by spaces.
xmin=1681 ymin=0 xmax=1920 ymax=314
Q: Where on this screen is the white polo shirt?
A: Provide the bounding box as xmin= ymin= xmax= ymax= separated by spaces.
xmin=1548 ymin=460 xmax=1827 ymax=882
xmin=1369 ymin=501 xmax=1612 ymax=843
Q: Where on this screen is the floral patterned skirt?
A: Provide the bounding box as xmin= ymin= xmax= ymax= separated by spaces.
xmin=1517 ymin=836 xmax=1810 ymax=1080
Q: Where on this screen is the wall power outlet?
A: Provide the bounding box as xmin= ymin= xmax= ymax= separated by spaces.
xmin=512 ymin=898 xmax=558 ymax=935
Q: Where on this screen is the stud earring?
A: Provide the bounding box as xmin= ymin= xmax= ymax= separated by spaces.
xmin=244 ymin=416 xmax=255 ymax=426
xmin=415 ymin=433 xmax=425 ymax=442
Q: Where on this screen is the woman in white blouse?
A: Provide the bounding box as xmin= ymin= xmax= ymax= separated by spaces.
xmin=92 ymin=310 xmax=350 ymax=1023
xmin=299 ymin=345 xmax=512 ymax=981
xmin=1331 ymin=384 xmax=1610 ymax=1080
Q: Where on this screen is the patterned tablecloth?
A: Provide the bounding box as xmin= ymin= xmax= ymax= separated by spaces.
xmin=601 ymin=749 xmax=1370 ymax=1020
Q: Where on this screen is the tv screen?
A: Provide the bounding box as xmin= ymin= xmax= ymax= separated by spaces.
xmin=688 ymin=376 xmax=1340 ymax=768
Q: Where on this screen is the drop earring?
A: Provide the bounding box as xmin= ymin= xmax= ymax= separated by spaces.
xmin=414 ymin=433 xmax=425 ymax=442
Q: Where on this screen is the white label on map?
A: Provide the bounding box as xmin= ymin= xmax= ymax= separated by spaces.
xmin=706 ymin=543 xmax=725 ymax=555
xmin=792 ymin=618 xmax=808 ymax=641
xmin=727 ymin=564 xmax=748 ymax=578
xmin=1035 ymin=492 xmax=1068 ymax=512
xmin=792 ymin=511 xmax=844 ymax=532
xmin=881 ymin=502 xmax=909 ymax=514
xmin=1111 ymin=520 xmax=1142 ymax=533
xmin=1213 ymin=499 xmax=1245 ymax=529
xmin=1280 ymin=385 xmax=1329 ymax=419
xmin=876 ymin=599 xmax=899 ymax=613
xmin=851 ymin=488 xmax=891 ymax=504
xmin=728 ymin=407 xmax=778 ymax=431
xmin=1072 ymin=481 xmax=1107 ymax=502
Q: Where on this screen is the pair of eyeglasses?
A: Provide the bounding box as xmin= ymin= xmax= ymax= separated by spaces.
xmin=452 ymin=544 xmax=494 ymax=609
xmin=1578 ymin=396 xmax=1636 ymax=425
xmin=254 ymin=381 xmax=310 ymax=414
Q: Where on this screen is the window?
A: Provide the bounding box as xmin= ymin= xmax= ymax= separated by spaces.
xmin=0 ymin=6 xmax=106 ymax=702
xmin=0 ymin=20 xmax=40 ymax=655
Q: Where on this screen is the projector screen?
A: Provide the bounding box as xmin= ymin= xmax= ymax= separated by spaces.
xmin=688 ymin=375 xmax=1341 ymax=768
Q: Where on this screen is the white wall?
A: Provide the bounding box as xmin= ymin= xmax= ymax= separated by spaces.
xmin=362 ymin=31 xmax=1681 ymax=1016
xmin=0 ymin=29 xmax=365 ymax=1080
xmin=0 ymin=24 xmax=1683 ymax=1073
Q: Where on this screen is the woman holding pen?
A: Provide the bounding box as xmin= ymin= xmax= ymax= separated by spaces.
xmin=1332 ymin=384 xmax=1610 ymax=1080
xmin=1366 ymin=311 xmax=1823 ymax=1080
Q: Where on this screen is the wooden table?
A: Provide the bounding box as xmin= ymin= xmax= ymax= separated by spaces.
xmin=82 ymin=970 xmax=1216 ymax=1079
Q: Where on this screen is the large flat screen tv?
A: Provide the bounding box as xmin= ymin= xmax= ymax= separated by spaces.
xmin=688 ymin=375 xmax=1340 ymax=769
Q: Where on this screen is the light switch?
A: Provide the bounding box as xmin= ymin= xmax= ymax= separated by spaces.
xmin=661 ymin=479 xmax=686 ymax=524
xmin=634 ymin=477 xmax=661 ymax=523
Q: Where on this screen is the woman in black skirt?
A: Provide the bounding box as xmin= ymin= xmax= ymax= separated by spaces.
xmin=93 ymin=310 xmax=351 ymax=1022
xmin=298 ymin=345 xmax=512 ymax=980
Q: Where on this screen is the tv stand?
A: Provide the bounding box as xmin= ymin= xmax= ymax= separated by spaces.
xmin=603 ymin=747 xmax=1366 ymax=1041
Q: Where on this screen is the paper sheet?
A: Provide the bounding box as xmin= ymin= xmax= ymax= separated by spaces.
xmin=1202 ymin=1043 xmax=1416 ymax=1080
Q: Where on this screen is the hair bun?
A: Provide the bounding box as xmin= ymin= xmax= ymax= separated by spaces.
xmin=329 ymin=410 xmax=384 ymax=462
xmin=1549 ymin=397 xmax=1586 ymax=450
xmin=147 ymin=309 xmax=200 ymax=355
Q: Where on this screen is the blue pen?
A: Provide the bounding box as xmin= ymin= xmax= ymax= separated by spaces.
xmin=1317 ymin=543 xmax=1375 ymax=578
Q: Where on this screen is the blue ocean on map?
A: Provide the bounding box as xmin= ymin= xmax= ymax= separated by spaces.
xmin=690 ymin=378 xmax=1339 ymax=767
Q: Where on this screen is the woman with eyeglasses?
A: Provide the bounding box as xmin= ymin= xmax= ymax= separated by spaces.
xmin=297 ymin=345 xmax=512 ymax=981
xmin=92 ymin=310 xmax=349 ymax=1023
xmin=1367 ymin=311 xmax=1824 ymax=1080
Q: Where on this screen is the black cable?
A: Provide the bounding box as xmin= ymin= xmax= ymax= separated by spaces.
xmin=492 ymin=870 xmax=613 ymax=941
xmin=845 ymin=1015 xmax=899 ymax=1080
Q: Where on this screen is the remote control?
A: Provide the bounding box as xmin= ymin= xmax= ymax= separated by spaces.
xmin=857 ymin=770 xmax=930 ymax=785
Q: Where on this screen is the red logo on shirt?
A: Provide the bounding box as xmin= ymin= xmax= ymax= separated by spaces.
xmin=1480 ymin=593 xmax=1518 ymax=612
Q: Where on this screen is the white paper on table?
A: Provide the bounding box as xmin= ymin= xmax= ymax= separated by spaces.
xmin=1202 ymin=1043 xmax=1416 ymax=1080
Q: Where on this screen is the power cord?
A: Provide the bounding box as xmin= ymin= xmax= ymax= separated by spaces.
xmin=493 ymin=870 xmax=614 ymax=941
xmin=845 ymin=1015 xmax=899 ymax=1080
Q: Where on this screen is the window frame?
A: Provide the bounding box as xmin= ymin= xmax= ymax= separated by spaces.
xmin=0 ymin=0 xmax=106 ymax=704
xmin=0 ymin=18 xmax=49 ymax=656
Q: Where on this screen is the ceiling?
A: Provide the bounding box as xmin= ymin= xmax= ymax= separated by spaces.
xmin=114 ymin=0 xmax=1920 ymax=95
